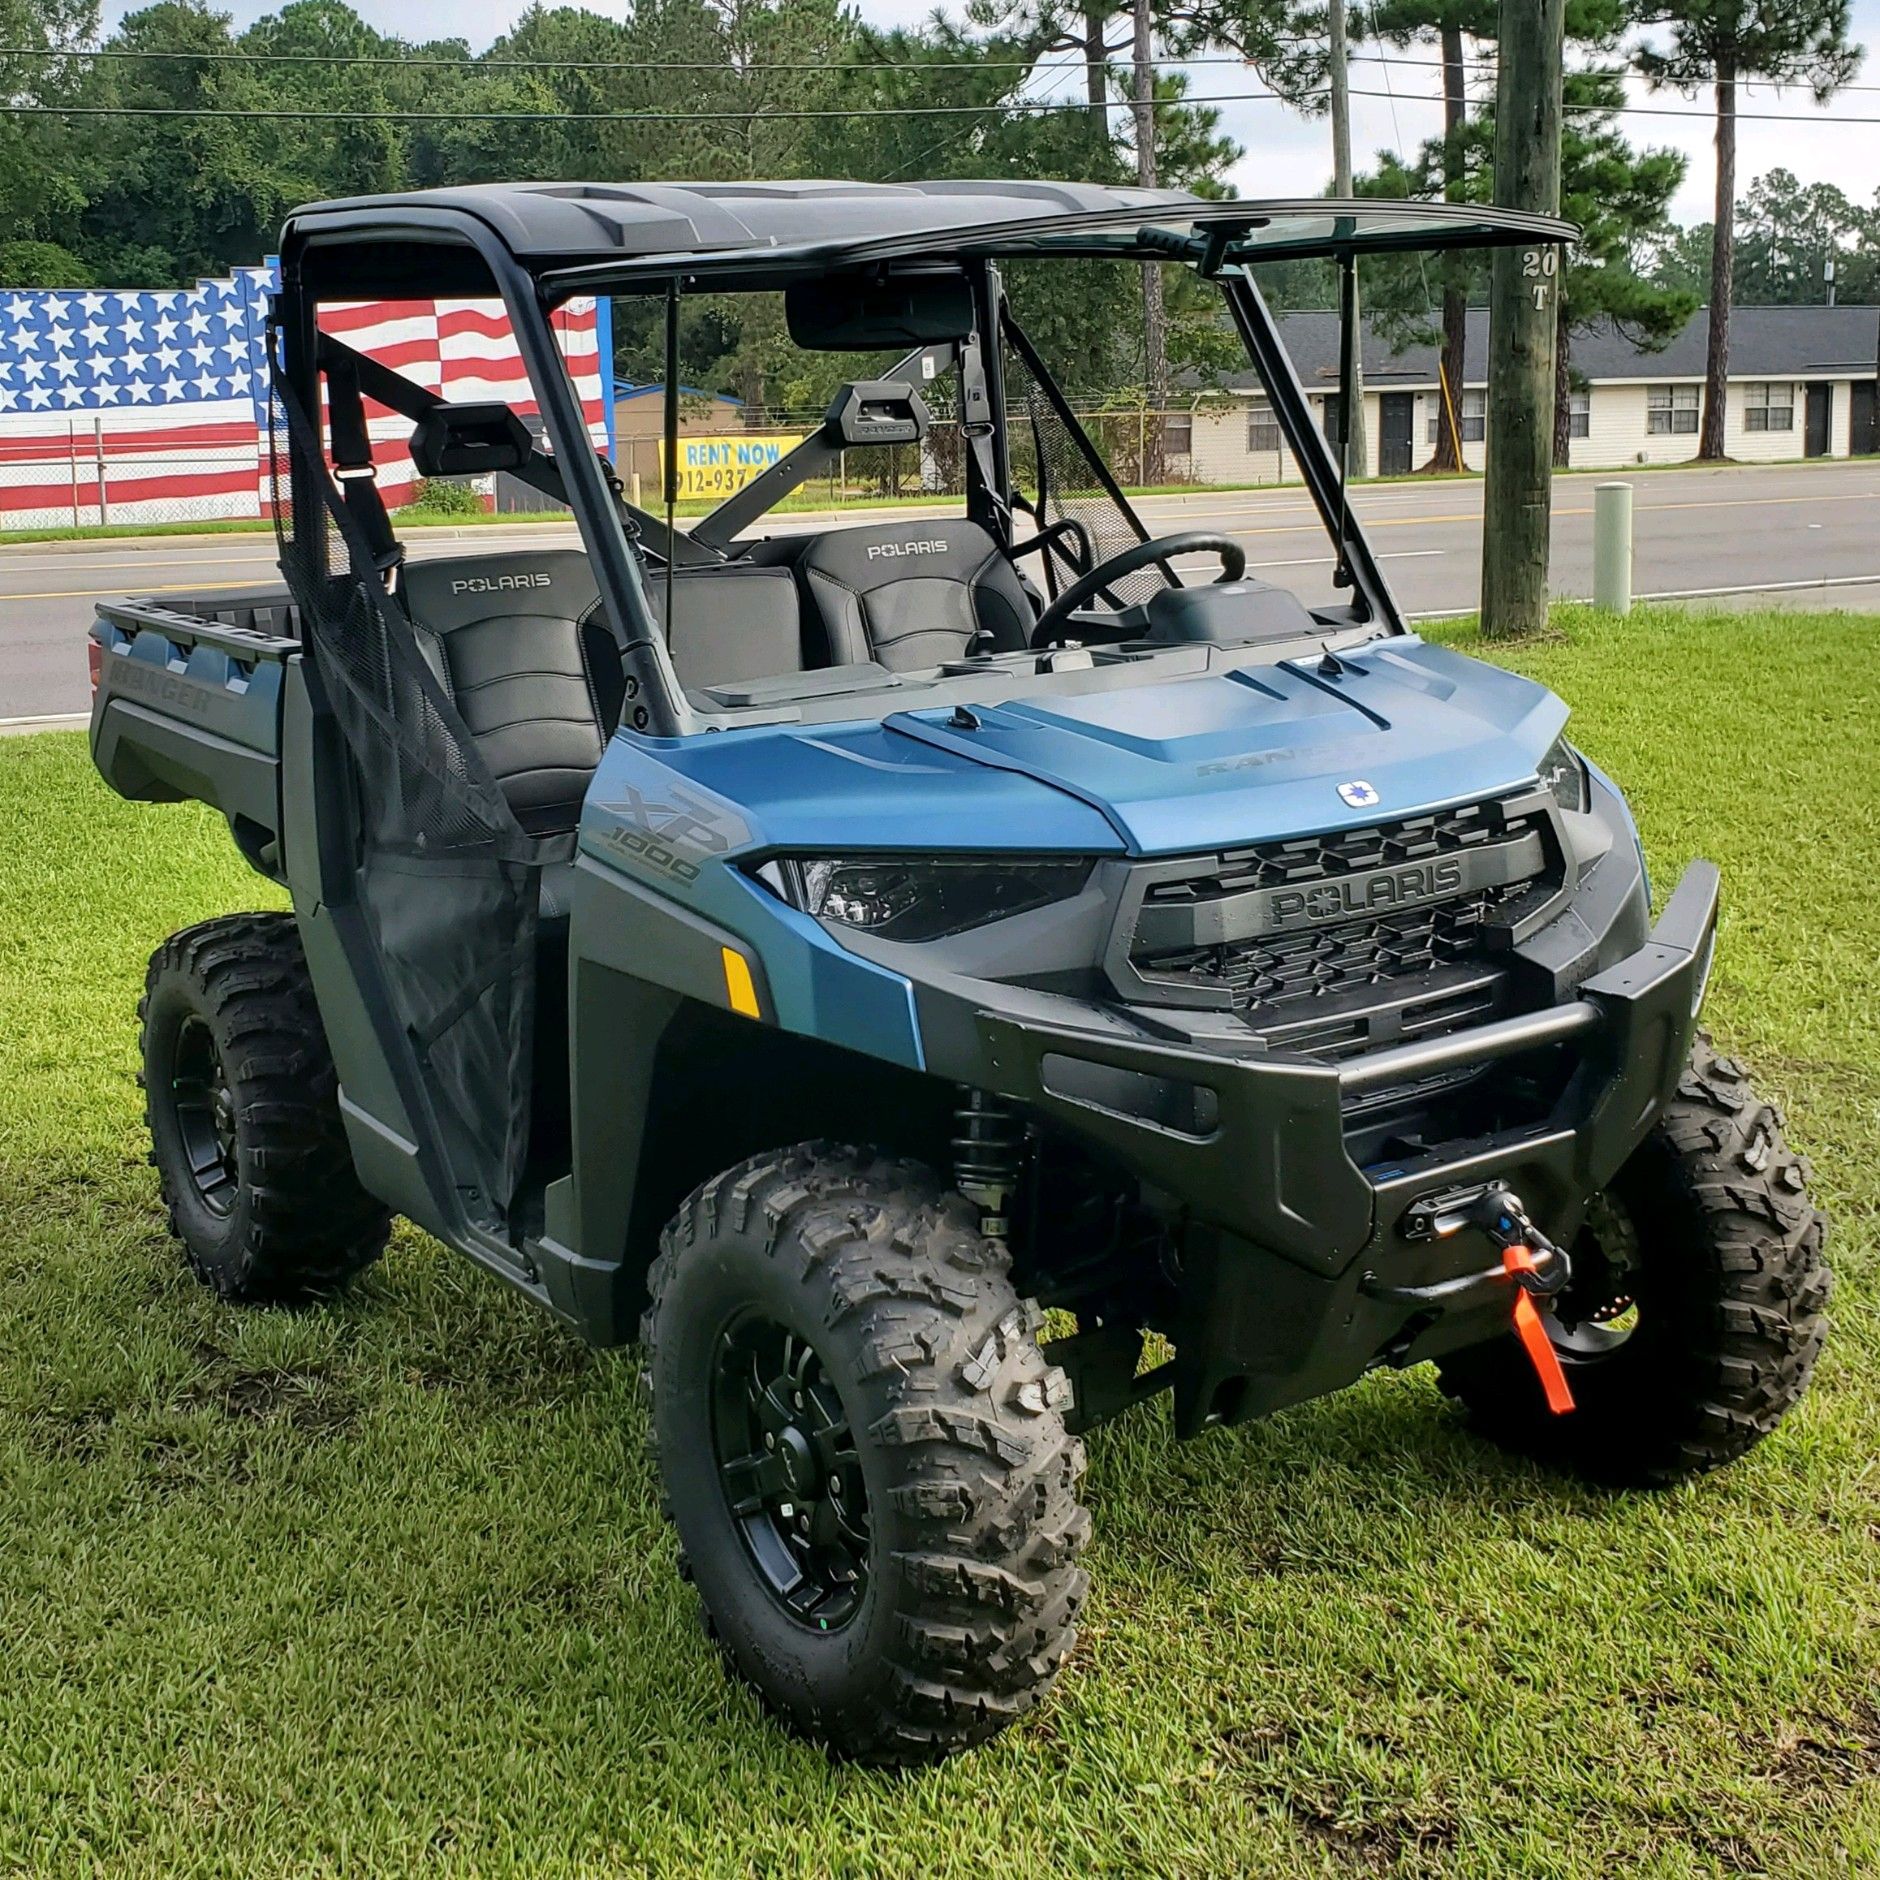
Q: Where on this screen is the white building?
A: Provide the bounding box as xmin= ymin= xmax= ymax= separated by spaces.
xmin=1183 ymin=305 xmax=1880 ymax=485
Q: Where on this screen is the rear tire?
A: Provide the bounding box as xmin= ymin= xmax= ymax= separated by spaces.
xmin=642 ymin=1143 xmax=1090 ymax=1763
xmin=1437 ymin=1036 xmax=1829 ymax=1485
xmin=140 ymin=913 xmax=391 ymax=1301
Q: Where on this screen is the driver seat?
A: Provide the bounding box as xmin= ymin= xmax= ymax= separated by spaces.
xmin=796 ymin=519 xmax=1034 ymax=671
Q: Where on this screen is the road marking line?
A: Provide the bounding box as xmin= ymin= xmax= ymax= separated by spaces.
xmin=0 ymin=553 xmax=284 ymax=574
xmin=0 ymin=577 xmax=271 ymax=602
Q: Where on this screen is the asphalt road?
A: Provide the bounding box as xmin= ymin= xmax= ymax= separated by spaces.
xmin=5 ymin=458 xmax=1878 ymax=726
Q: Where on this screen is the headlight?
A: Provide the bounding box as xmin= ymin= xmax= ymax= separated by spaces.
xmin=1538 ymin=736 xmax=1589 ymax=815
xmin=755 ymin=854 xmax=1093 ymax=942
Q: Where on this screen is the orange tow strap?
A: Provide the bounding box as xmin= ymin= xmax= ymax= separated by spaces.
xmin=1502 ymin=1244 xmax=1576 ymax=1415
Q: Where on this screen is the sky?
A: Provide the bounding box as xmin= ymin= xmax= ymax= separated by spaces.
xmin=131 ymin=0 xmax=1880 ymax=234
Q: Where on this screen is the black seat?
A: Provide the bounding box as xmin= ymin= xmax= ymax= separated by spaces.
xmin=649 ymin=564 xmax=806 ymax=693
xmin=400 ymin=550 xmax=617 ymax=837
xmin=794 ymin=518 xmax=1034 ymax=671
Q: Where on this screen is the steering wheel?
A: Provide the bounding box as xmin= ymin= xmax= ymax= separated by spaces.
xmin=1029 ymin=532 xmax=1247 ymax=648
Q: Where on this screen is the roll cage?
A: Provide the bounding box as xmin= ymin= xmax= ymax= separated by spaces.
xmin=275 ymin=184 xmax=1575 ymax=739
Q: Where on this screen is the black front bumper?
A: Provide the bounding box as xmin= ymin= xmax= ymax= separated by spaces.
xmin=965 ymin=861 xmax=1720 ymax=1433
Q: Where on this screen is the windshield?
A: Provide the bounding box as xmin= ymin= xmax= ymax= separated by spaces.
xmin=290 ymin=244 xmax=1386 ymax=732
xmin=581 ymin=256 xmax=1362 ymax=720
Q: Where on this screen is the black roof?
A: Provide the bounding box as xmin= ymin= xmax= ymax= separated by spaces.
xmin=280 ymin=179 xmax=1575 ymax=282
xmin=1249 ymin=304 xmax=1880 ymax=390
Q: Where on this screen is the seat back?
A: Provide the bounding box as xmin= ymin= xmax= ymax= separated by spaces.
xmin=795 ymin=518 xmax=1033 ymax=671
xmin=649 ymin=565 xmax=805 ymax=694
xmin=399 ymin=550 xmax=616 ymax=835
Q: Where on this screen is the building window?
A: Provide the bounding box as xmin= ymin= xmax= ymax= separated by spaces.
xmin=1428 ymin=387 xmax=1487 ymax=445
xmin=1162 ymin=411 xmax=1193 ymax=457
xmin=1569 ymin=387 xmax=1591 ymax=439
xmin=1647 ymin=383 xmax=1701 ymax=435
xmin=1319 ymin=393 xmax=1344 ymax=445
xmin=1247 ymin=399 xmax=1281 ymax=453
xmin=1745 ymin=381 xmax=1794 ymax=432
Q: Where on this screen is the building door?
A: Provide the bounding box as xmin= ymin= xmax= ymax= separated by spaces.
xmin=1379 ymin=393 xmax=1415 ymax=475
xmin=1852 ymin=381 xmax=1878 ymax=457
xmin=1805 ymin=382 xmax=1834 ymax=457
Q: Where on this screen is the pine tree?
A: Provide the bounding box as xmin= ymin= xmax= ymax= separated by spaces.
xmin=1366 ymin=0 xmax=1496 ymax=470
xmin=1634 ymin=2 xmax=1861 ymax=459
xmin=1550 ymin=71 xmax=1695 ymax=464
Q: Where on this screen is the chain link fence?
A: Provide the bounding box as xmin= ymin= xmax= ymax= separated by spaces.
xmin=610 ymin=403 xmax=1305 ymax=514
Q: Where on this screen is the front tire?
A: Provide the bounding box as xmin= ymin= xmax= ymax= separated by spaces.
xmin=1437 ymin=1036 xmax=1829 ymax=1485
xmin=140 ymin=913 xmax=391 ymax=1301
xmin=643 ymin=1144 xmax=1090 ymax=1764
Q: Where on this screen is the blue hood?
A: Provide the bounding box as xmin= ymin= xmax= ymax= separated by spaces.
xmin=883 ymin=638 xmax=1566 ymax=855
xmin=620 ymin=636 xmax=1565 ymax=861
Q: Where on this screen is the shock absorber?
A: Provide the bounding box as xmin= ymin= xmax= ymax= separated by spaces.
xmin=952 ymin=1087 xmax=1025 ymax=1243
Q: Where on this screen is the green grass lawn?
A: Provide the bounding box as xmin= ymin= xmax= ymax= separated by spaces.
xmin=2 ymin=604 xmax=1877 ymax=1876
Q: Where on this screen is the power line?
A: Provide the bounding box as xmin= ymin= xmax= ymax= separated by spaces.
xmin=0 ymin=94 xmax=1263 ymax=122
xmin=3 ymin=84 xmax=1877 ymax=126
xmin=2 ymin=39 xmax=1876 ymax=93
xmin=3 ymin=38 xmax=1878 ymax=103
xmin=0 ymin=43 xmax=1322 ymax=73
xmin=0 ymin=42 xmax=1711 ymax=82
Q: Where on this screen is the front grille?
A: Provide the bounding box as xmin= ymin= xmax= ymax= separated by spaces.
xmin=1143 ymin=883 xmax=1528 ymax=1006
xmin=1139 ymin=799 xmax=1544 ymax=906
xmin=1120 ymin=797 xmax=1560 ymax=1058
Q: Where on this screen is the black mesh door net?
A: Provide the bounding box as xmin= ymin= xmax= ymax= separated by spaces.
xmin=268 ymin=349 xmax=562 ymax=1235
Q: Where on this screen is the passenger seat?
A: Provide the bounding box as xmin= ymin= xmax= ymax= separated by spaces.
xmin=400 ymin=550 xmax=616 ymax=837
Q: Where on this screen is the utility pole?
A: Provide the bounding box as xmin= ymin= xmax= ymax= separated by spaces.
xmin=1329 ymin=0 xmax=1366 ymax=481
xmin=1133 ymin=0 xmax=1169 ymax=482
xmin=1480 ymin=0 xmax=1565 ymax=639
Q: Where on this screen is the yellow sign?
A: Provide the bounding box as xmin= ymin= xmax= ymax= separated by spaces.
xmin=663 ymin=433 xmax=807 ymax=502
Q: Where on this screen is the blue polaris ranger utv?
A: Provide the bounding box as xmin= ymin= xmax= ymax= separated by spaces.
xmin=90 ymin=181 xmax=1828 ymax=1763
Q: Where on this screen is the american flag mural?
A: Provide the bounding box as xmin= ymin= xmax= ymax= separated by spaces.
xmin=0 ymin=266 xmax=612 ymax=529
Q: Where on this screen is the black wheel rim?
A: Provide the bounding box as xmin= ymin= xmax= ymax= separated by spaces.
xmin=169 ymin=1014 xmax=239 ymax=1217
xmin=1549 ymin=1191 xmax=1643 ymax=1360
xmin=709 ymin=1314 xmax=870 ymax=1632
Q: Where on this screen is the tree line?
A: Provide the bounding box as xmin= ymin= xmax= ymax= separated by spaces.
xmin=0 ymin=0 xmax=1868 ymax=459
